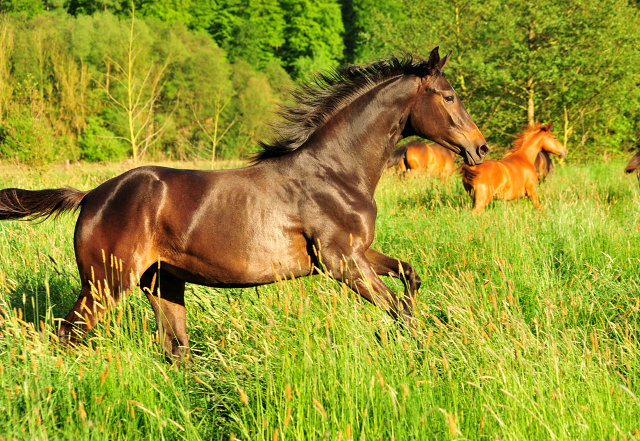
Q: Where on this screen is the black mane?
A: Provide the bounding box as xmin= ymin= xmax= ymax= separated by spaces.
xmin=253 ymin=55 xmax=437 ymax=162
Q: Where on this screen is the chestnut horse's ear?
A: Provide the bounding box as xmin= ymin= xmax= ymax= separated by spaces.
xmin=427 ymin=47 xmax=441 ymax=71
xmin=439 ymin=51 xmax=451 ymax=70
xmin=546 ymin=122 xmax=553 ymax=130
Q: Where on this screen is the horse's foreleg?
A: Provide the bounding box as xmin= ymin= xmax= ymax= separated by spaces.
xmin=364 ymin=249 xmax=421 ymax=306
xmin=472 ymin=184 xmax=491 ymax=213
xmin=140 ymin=267 xmax=189 ymax=365
xmin=324 ymin=250 xmax=412 ymax=324
xmin=526 ymin=184 xmax=542 ymax=210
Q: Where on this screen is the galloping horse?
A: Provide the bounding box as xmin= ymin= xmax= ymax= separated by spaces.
xmin=0 ymin=48 xmax=488 ymax=363
xmin=387 ymin=141 xmax=455 ymax=180
xmin=461 ymin=123 xmax=566 ymax=213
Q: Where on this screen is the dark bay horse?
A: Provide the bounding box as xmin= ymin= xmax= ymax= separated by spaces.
xmin=0 ymin=48 xmax=488 ymax=362
xmin=625 ymin=150 xmax=640 ymax=180
xmin=387 ymin=140 xmax=455 ymax=180
xmin=534 ymin=150 xmax=554 ymax=182
xmin=461 ymin=123 xmax=566 ymax=213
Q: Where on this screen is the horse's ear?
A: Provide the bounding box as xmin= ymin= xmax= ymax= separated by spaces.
xmin=439 ymin=51 xmax=451 ymax=70
xmin=427 ymin=47 xmax=441 ymax=71
xmin=546 ymin=122 xmax=553 ymax=131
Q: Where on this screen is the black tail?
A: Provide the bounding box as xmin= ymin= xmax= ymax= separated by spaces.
xmin=387 ymin=145 xmax=408 ymax=169
xmin=626 ymin=151 xmax=640 ymax=174
xmin=459 ymin=164 xmax=480 ymax=187
xmin=0 ymin=187 xmax=87 ymax=222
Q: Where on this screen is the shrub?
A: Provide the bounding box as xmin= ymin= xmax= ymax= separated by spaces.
xmin=0 ymin=103 xmax=61 ymax=165
xmin=78 ymin=117 xmax=129 ymax=162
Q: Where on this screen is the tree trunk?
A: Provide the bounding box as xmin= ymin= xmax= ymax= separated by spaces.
xmin=527 ymin=77 xmax=535 ymax=126
xmin=527 ymin=24 xmax=535 ymax=126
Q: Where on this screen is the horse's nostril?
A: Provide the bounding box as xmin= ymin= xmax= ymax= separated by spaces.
xmin=479 ymin=144 xmax=489 ymax=156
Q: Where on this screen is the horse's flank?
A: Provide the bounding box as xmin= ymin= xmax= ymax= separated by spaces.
xmin=387 ymin=140 xmax=456 ymax=180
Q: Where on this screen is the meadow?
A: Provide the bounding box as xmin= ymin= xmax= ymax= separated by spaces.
xmin=0 ymin=158 xmax=639 ymax=440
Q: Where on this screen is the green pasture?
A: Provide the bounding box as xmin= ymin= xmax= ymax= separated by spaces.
xmin=0 ymin=159 xmax=639 ymax=440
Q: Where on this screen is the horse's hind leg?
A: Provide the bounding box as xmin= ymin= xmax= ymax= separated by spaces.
xmin=58 ymin=255 xmax=136 ymax=345
xmin=365 ymin=249 xmax=421 ymax=306
xmin=140 ymin=266 xmax=190 ymax=365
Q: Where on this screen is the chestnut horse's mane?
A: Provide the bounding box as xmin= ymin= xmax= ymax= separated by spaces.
xmin=504 ymin=123 xmax=548 ymax=157
xmin=254 ymin=55 xmax=441 ymax=162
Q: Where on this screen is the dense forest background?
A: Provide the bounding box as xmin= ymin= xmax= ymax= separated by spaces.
xmin=0 ymin=0 xmax=639 ymax=164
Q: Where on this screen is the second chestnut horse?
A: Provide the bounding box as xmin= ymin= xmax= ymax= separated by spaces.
xmin=461 ymin=123 xmax=567 ymax=213
xmin=387 ymin=141 xmax=456 ymax=180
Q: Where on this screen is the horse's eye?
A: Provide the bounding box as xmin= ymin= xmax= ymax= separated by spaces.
xmin=444 ymin=95 xmax=455 ymax=103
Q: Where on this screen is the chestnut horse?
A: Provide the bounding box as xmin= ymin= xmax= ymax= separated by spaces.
xmin=387 ymin=141 xmax=455 ymax=180
xmin=0 ymin=48 xmax=488 ymax=363
xmin=461 ymin=123 xmax=566 ymax=213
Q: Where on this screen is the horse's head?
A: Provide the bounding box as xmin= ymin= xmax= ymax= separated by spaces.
xmin=405 ymin=47 xmax=489 ymax=166
xmin=539 ymin=123 xmax=568 ymax=158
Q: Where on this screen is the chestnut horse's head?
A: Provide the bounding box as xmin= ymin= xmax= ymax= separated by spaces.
xmin=539 ymin=123 xmax=568 ymax=158
xmin=406 ymin=47 xmax=489 ymax=166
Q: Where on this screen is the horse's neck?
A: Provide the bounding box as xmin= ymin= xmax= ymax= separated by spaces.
xmin=510 ymin=134 xmax=543 ymax=165
xmin=296 ymin=76 xmax=419 ymax=194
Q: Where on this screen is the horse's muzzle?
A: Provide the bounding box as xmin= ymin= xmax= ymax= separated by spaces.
xmin=463 ymin=144 xmax=490 ymax=166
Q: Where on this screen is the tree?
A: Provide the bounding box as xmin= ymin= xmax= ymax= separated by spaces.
xmin=353 ymin=0 xmax=640 ymax=154
xmin=104 ymin=10 xmax=171 ymax=165
xmin=279 ymin=0 xmax=345 ymax=78
xmin=0 ymin=17 xmax=14 ymax=121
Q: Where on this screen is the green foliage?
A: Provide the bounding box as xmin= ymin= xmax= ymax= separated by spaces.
xmin=1 ymin=0 xmax=640 ymax=162
xmin=0 ymin=0 xmax=44 ymax=16
xmin=78 ymin=117 xmax=128 ymax=161
xmin=0 ymin=11 xmax=289 ymax=163
xmin=351 ymin=0 xmax=640 ymax=155
xmin=0 ymin=80 xmax=67 ymax=165
xmin=279 ymin=0 xmax=345 ymax=78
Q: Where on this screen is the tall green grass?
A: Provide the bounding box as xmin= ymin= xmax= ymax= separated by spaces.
xmin=0 ymin=159 xmax=639 ymax=440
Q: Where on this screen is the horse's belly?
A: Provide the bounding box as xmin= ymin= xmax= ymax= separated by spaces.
xmin=164 ymin=218 xmax=311 ymax=287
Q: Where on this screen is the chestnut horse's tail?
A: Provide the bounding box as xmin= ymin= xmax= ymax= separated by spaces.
xmin=625 ymin=151 xmax=640 ymax=174
xmin=0 ymin=187 xmax=87 ymax=222
xmin=387 ymin=144 xmax=408 ymax=169
xmin=460 ymin=164 xmax=480 ymax=187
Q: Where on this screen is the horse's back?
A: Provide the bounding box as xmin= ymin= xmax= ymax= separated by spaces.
xmin=405 ymin=141 xmax=454 ymax=178
xmin=75 ymin=166 xmax=212 ymax=266
xmin=75 ymin=165 xmax=312 ymax=286
xmin=428 ymin=143 xmax=455 ymax=177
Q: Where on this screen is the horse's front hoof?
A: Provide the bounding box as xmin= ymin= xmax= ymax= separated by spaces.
xmin=57 ymin=322 xmax=80 ymax=346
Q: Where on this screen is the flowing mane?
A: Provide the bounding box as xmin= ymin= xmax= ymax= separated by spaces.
xmin=253 ymin=55 xmax=439 ymax=162
xmin=504 ymin=123 xmax=547 ymax=157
